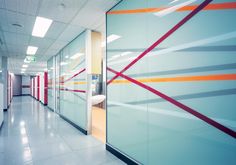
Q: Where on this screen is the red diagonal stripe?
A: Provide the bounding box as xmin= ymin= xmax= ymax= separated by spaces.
xmin=107 ymin=0 xmax=213 ymax=85
xmin=61 ymin=68 xmax=86 ymax=83
xmin=107 ymin=67 xmax=236 ymax=138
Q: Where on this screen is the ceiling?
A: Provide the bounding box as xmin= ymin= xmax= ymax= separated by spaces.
xmin=0 ymin=0 xmax=119 ymax=75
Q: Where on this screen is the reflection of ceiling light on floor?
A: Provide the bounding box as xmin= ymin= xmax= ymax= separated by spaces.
xmin=20 ymin=128 xmax=26 ymax=135
xmin=22 ymin=137 xmax=28 ymax=144
xmin=20 ymin=121 xmax=25 ymax=126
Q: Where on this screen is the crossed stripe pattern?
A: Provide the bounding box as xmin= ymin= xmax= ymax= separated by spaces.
xmin=107 ymin=0 xmax=236 ymax=138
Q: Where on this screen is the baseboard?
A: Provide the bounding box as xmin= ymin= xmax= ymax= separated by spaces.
xmin=13 ymin=94 xmax=30 ymax=97
xmin=106 ymin=144 xmax=139 ymax=165
xmin=59 ymin=114 xmax=87 ymax=135
xmin=47 ymin=106 xmax=54 ymax=112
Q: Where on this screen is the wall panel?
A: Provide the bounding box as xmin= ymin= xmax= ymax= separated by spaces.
xmin=107 ymin=0 xmax=236 ymax=164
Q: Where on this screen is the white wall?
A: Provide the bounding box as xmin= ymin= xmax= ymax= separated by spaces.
xmin=22 ymin=76 xmax=30 ymax=95
xmin=40 ymin=73 xmax=44 ymax=103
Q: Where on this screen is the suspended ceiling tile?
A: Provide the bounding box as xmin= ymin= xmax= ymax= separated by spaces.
xmin=4 ymin=0 xmax=40 ymax=15
xmin=71 ymin=0 xmax=118 ymax=27
xmin=0 ymin=9 xmax=35 ymax=35
xmin=29 ymin=37 xmax=54 ymax=49
xmin=44 ymin=48 xmax=59 ymax=56
xmin=57 ymin=25 xmax=84 ymax=42
xmin=3 ymin=31 xmax=30 ymax=46
xmin=38 ymin=0 xmax=87 ymax=24
xmin=48 ymin=40 xmax=67 ymax=52
xmin=46 ymin=21 xmax=67 ymax=40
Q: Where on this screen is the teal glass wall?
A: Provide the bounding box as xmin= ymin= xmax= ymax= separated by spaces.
xmin=107 ymin=0 xmax=236 ymax=164
xmin=47 ymin=57 xmax=54 ymax=110
xmin=59 ymin=32 xmax=87 ymax=130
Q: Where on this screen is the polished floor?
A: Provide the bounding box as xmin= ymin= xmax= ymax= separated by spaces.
xmin=92 ymin=106 xmax=106 ymax=143
xmin=0 ymin=96 xmax=125 ymax=165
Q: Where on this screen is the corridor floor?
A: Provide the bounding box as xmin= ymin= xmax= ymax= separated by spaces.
xmin=0 ymin=96 xmax=125 ymax=165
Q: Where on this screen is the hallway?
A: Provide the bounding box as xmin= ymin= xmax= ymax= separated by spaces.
xmin=0 ymin=96 xmax=124 ymax=165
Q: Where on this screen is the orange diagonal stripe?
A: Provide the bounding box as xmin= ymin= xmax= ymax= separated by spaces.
xmin=112 ymin=74 xmax=236 ymax=84
xmin=108 ymin=2 xmax=236 ymax=15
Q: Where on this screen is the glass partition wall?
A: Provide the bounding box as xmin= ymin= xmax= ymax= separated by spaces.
xmin=59 ymin=32 xmax=87 ymax=131
xmin=107 ymin=0 xmax=236 ymax=164
xmin=47 ymin=57 xmax=55 ymax=110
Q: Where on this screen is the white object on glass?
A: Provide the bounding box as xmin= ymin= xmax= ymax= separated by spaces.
xmin=91 ymin=95 xmax=106 ymax=105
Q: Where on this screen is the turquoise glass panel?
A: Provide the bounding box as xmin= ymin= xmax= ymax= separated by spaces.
xmin=107 ymin=0 xmax=236 ymax=164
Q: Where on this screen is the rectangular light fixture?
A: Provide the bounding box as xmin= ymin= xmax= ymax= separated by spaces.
xmin=22 ymin=65 xmax=28 ymax=68
xmin=101 ymin=34 xmax=121 ymax=47
xmin=27 ymin=46 xmax=38 ymax=55
xmin=32 ymin=16 xmax=53 ymax=38
xmin=60 ymin=62 xmax=68 ymax=66
xmin=21 ymin=69 xmax=26 ymax=71
xmin=70 ymin=53 xmax=84 ymax=60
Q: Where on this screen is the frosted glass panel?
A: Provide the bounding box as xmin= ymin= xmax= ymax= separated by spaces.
xmin=59 ymin=32 xmax=87 ymax=130
xmin=107 ymin=0 xmax=236 ymax=164
xmin=47 ymin=57 xmax=54 ymax=110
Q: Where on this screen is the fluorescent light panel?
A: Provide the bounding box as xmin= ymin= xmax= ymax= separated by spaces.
xmin=27 ymin=46 xmax=38 ymax=55
xmin=60 ymin=62 xmax=68 ymax=66
xmin=22 ymin=65 xmax=28 ymax=68
xmin=32 ymin=16 xmax=53 ymax=38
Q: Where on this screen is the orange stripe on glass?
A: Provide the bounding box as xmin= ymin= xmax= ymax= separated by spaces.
xmin=112 ymin=74 xmax=236 ymax=84
xmin=108 ymin=2 xmax=236 ymax=15
xmin=60 ymin=81 xmax=86 ymax=85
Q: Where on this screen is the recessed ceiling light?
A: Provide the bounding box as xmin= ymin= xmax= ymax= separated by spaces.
xmin=60 ymin=62 xmax=68 ymax=66
xmin=70 ymin=53 xmax=84 ymax=60
xmin=102 ymin=34 xmax=121 ymax=47
xmin=65 ymin=55 xmax=69 ymax=59
xmin=32 ymin=16 xmax=53 ymax=38
xmin=24 ymin=58 xmax=31 ymax=63
xmin=22 ymin=64 xmax=28 ymax=68
xmin=27 ymin=46 xmax=38 ymax=55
